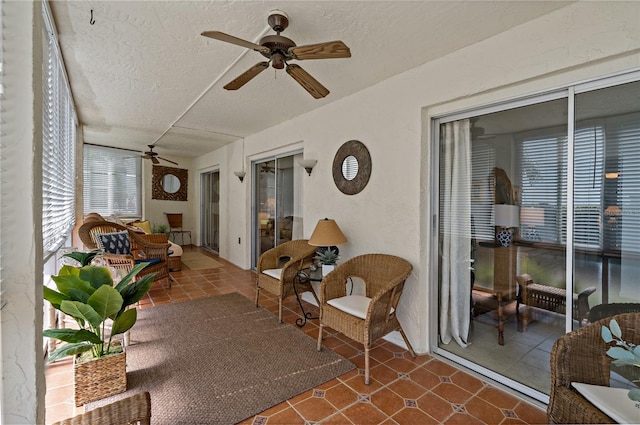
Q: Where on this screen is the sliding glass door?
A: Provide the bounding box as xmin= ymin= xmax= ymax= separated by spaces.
xmin=252 ymin=152 xmax=304 ymax=268
xmin=200 ymin=170 xmax=220 ymax=252
xmin=433 ymin=74 xmax=640 ymax=401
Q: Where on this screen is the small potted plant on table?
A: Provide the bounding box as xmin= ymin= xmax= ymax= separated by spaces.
xmin=314 ymin=247 xmax=340 ymax=277
xmin=44 ymin=257 xmax=155 ymax=406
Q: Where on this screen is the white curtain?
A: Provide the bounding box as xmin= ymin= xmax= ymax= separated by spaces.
xmin=439 ymin=119 xmax=472 ymax=347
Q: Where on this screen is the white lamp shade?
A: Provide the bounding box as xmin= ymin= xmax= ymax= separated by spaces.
xmin=494 ymin=204 xmax=520 ymax=227
xmin=308 ymin=218 xmax=347 ymax=246
xmin=520 ymin=207 xmax=545 ymax=226
xmin=298 ymin=159 xmax=317 ymax=169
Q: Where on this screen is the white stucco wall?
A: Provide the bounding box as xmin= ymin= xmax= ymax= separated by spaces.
xmin=195 ymin=1 xmax=640 ymax=354
xmin=1 ymin=1 xmax=46 ymax=423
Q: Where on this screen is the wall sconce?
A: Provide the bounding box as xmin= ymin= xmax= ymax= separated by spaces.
xmin=298 ymin=159 xmax=317 ymax=176
xmin=234 ymin=138 xmax=246 ymax=182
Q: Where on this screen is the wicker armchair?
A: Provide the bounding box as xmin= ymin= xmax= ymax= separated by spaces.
xmin=316 ymin=254 xmax=416 ymax=384
xmin=52 ymin=391 xmax=151 ymax=425
xmin=587 ymin=303 xmax=640 ymax=322
xmin=256 ymin=239 xmax=317 ymax=323
xmin=548 ymin=312 xmax=640 ymax=424
xmin=78 ymin=219 xmax=171 ymax=288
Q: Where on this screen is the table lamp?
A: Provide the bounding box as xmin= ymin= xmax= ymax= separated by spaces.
xmin=520 ymin=207 xmax=544 ymax=240
xmin=494 ymin=204 xmax=520 ymax=247
xmin=308 ymin=218 xmax=348 ymax=274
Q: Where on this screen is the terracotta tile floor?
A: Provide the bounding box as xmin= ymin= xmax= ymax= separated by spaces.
xmin=45 ymin=246 xmax=548 ymax=424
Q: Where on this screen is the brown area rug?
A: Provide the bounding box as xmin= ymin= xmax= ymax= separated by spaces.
xmin=180 ymin=251 xmax=224 ymax=270
xmin=88 ymin=293 xmax=355 ymax=424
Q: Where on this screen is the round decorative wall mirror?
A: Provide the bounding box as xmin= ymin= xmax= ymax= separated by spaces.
xmin=332 ymin=140 xmax=371 ymax=195
xmin=162 ymin=174 xmax=181 ymax=194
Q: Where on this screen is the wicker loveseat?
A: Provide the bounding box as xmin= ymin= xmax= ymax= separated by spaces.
xmin=78 ymin=217 xmax=172 ymax=288
xmin=548 ymin=312 xmax=640 ymax=424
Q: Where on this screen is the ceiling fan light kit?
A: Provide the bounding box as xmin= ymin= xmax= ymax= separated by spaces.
xmin=202 ymin=10 xmax=351 ymax=98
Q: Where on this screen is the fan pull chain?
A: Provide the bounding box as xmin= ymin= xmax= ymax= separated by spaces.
xmin=89 ymin=9 xmax=95 ymax=25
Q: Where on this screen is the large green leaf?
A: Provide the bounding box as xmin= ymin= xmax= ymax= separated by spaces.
xmin=47 ymin=342 xmax=93 ymax=362
xmin=62 ymin=250 xmax=101 ymax=266
xmin=43 ymin=286 xmax=68 ymax=309
xmin=60 ymin=300 xmax=102 ymax=329
xmin=68 ymin=288 xmax=90 ymax=304
xmin=51 ymin=274 xmax=94 ymax=299
xmin=118 ymin=273 xmax=155 ymax=311
xmin=111 ymin=308 xmax=137 ymax=335
xmin=43 ymin=328 xmax=102 ymax=344
xmin=114 ymin=263 xmax=150 ymax=291
xmin=57 ymin=265 xmax=80 ymax=277
xmin=79 ymin=265 xmax=113 ymax=289
xmin=87 ymin=285 xmax=123 ymax=320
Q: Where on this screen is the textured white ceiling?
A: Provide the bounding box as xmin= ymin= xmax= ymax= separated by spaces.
xmin=50 ymin=1 xmax=573 ymax=158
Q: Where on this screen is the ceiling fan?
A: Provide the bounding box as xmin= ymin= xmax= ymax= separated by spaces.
xmin=141 ymin=145 xmax=178 ymax=165
xmin=201 ymin=10 xmax=351 ymax=99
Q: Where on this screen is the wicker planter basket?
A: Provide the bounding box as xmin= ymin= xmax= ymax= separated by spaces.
xmin=74 ymin=347 xmax=127 ymax=407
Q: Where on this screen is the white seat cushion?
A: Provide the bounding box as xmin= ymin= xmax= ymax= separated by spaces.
xmin=327 ymin=295 xmax=372 ymax=320
xmin=168 ymin=242 xmax=183 ymax=257
xmin=262 ymin=268 xmax=282 ymax=280
xmin=327 ymin=295 xmax=395 ymax=320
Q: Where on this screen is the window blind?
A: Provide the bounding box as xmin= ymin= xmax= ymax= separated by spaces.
xmin=573 ymin=124 xmax=604 ymax=249
xmin=518 ymin=129 xmax=567 ymax=244
xmin=83 ymin=145 xmax=142 ymax=217
xmin=42 ymin=6 xmax=76 ymax=257
xmin=604 ymin=112 xmax=640 ymax=254
xmin=470 ymin=142 xmax=496 ymax=241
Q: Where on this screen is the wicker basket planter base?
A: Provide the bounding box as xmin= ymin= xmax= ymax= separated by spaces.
xmin=74 ymin=348 xmax=127 ymax=407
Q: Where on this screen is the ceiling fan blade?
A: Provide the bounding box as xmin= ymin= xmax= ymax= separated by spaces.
xmin=286 ymin=64 xmax=329 ymax=99
xmin=201 ymin=31 xmax=270 ymax=54
xmin=223 ymin=62 xmax=269 ymax=90
xmin=288 ymin=41 xmax=351 ymax=60
xmin=151 ymin=157 xmax=160 ymax=165
xmin=158 ymin=157 xmax=179 ymax=166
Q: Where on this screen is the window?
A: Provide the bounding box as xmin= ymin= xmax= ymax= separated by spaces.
xmin=42 ymin=3 xmax=76 ymax=258
xmin=83 ymin=145 xmax=142 ymax=218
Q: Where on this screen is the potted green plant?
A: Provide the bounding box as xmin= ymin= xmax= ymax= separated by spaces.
xmin=43 ymin=257 xmax=155 ymax=406
xmin=314 ymin=248 xmax=339 ymax=276
xmin=152 ymin=223 xmax=169 ymax=234
xmin=601 ymin=318 xmax=640 ymax=402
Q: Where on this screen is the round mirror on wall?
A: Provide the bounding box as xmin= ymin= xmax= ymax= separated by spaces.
xmin=162 ymin=174 xmax=181 ymax=194
xmin=332 ymin=140 xmax=371 ymax=195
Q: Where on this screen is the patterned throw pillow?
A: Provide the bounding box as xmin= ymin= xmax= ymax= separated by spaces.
xmin=97 ymin=231 xmax=131 ymax=255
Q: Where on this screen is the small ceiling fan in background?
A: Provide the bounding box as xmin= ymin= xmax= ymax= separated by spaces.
xmin=141 ymin=145 xmax=178 ymax=165
xmin=201 ymin=10 xmax=351 ymax=99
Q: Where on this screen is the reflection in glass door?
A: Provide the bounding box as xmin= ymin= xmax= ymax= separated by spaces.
xmin=201 ymin=170 xmax=220 ymax=252
xmin=253 ymin=153 xmax=303 ymax=268
xmin=433 ymin=74 xmax=640 ymax=402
